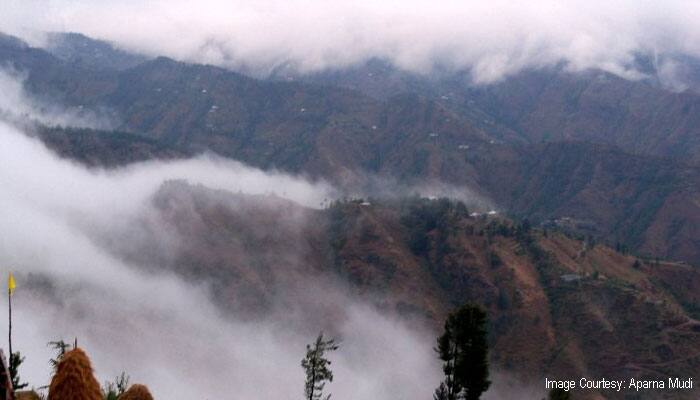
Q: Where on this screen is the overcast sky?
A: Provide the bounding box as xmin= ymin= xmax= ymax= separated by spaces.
xmin=2 ymin=0 xmax=700 ymax=83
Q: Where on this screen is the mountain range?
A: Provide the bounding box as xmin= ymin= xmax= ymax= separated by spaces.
xmin=1 ymin=32 xmax=699 ymax=398
xmin=3 ymin=32 xmax=698 ymax=266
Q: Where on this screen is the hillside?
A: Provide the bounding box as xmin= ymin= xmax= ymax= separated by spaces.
xmin=303 ymin=62 xmax=700 ymax=164
xmin=3 ymin=32 xmax=698 ymax=267
xmin=1 ymin=29 xmax=699 ymax=400
xmin=6 ymin=33 xmax=700 ymax=166
xmin=27 ymin=119 xmax=700 ymax=268
xmin=325 ymin=197 xmax=700 ymax=397
xmin=112 ymin=181 xmax=699 ymax=399
xmin=468 ymin=142 xmax=700 ymax=265
xmin=30 ymin=125 xmax=191 ymax=166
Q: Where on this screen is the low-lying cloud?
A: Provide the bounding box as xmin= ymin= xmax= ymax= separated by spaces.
xmin=0 ymin=120 xmax=445 ymax=399
xmin=3 ymin=0 xmax=700 ymax=83
xmin=0 ymin=54 xmax=548 ymax=397
xmin=0 ymin=68 xmax=113 ymax=129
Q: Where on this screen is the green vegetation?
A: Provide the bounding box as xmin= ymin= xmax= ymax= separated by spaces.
xmin=487 ymin=250 xmax=502 ymax=269
xmin=397 ymin=197 xmax=476 ymax=304
xmin=48 ymin=340 xmax=73 ymax=372
xmin=547 ymin=387 xmax=571 ymax=400
xmin=10 ymin=351 xmax=29 ymax=391
xmin=102 ymin=372 xmax=130 ymax=400
xmin=399 ymin=197 xmax=466 ymax=258
xmin=327 ymin=200 xmax=355 ymax=256
xmin=434 ymin=304 xmax=490 ymax=400
xmin=301 ymin=333 xmax=339 ymax=400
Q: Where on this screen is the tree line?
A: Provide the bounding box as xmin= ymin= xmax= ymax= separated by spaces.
xmin=301 ymin=302 xmax=567 ymax=400
xmin=9 ymin=302 xmax=567 ymax=400
xmin=301 ymin=303 xmax=491 ymax=400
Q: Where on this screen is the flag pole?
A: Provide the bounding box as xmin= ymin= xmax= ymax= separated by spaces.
xmin=7 ymin=273 xmax=12 ymax=373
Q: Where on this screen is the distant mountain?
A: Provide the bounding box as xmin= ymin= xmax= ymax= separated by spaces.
xmin=462 ymin=70 xmax=700 ymax=163
xmin=31 ymin=125 xmax=191 ymax=166
xmin=2 ymin=32 xmax=699 ymax=266
xmin=303 ymin=62 xmax=700 ymax=164
xmin=468 ymin=142 xmax=700 ymax=265
xmin=31 ymin=123 xmax=700 ymax=268
xmin=0 ymin=32 xmax=29 ymax=49
xmin=44 ymin=32 xmax=150 ymax=71
xmin=2 ymin=32 xmax=699 ymax=398
xmin=8 ymin=33 xmax=700 ymax=165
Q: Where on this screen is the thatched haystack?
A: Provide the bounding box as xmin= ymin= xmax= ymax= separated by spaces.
xmin=47 ymin=348 xmax=102 ymax=400
xmin=118 ymin=384 xmax=153 ymax=400
xmin=15 ymin=392 xmax=41 ymax=400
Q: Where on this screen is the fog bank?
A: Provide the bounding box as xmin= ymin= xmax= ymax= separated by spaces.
xmin=0 ymin=121 xmax=444 ymax=399
xmin=3 ymin=0 xmax=700 ymax=84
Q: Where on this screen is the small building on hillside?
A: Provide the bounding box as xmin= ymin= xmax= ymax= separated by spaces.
xmin=560 ymin=274 xmax=582 ymax=283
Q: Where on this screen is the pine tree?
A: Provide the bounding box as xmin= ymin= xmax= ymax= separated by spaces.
xmin=301 ymin=333 xmax=339 ymax=400
xmin=548 ymin=387 xmax=572 ymax=400
xmin=434 ymin=304 xmax=490 ymax=400
xmin=48 ymin=340 xmax=73 ymax=372
xmin=433 ymin=382 xmax=449 ymax=400
xmin=10 ymin=351 xmax=29 ymax=391
xmin=101 ymin=372 xmax=130 ymax=400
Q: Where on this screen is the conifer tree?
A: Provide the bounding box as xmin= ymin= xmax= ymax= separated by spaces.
xmin=548 ymin=388 xmax=572 ymax=400
xmin=48 ymin=340 xmax=73 ymax=372
xmin=102 ymin=372 xmax=130 ymax=400
xmin=433 ymin=382 xmax=449 ymax=400
xmin=10 ymin=351 xmax=28 ymax=391
xmin=301 ymin=333 xmax=339 ymax=400
xmin=434 ymin=304 xmax=490 ymax=400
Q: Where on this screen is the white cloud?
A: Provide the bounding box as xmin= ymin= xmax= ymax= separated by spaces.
xmin=0 ymin=46 xmax=546 ymax=399
xmin=0 ymin=120 xmax=448 ymax=399
xmin=2 ymin=0 xmax=700 ymax=82
xmin=0 ymin=68 xmax=113 ymax=129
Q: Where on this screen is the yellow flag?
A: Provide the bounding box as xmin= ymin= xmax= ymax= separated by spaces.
xmin=8 ymin=272 xmax=15 ymax=295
